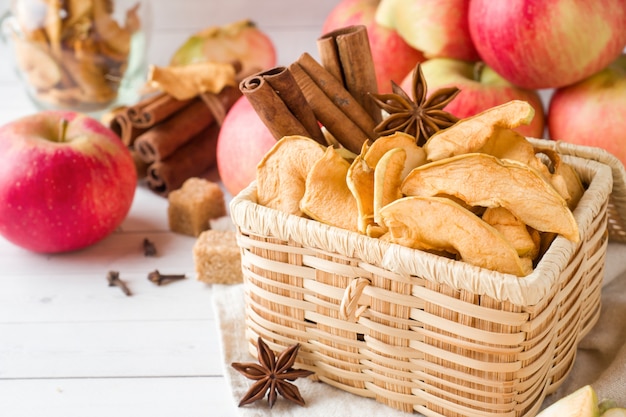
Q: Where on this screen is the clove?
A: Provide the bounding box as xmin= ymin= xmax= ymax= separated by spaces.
xmin=147 ymin=269 xmax=186 ymax=286
xmin=107 ymin=270 xmax=132 ymax=296
xmin=143 ymin=238 xmax=157 ymax=257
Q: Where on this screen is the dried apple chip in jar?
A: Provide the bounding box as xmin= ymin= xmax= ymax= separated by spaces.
xmin=401 ymin=153 xmax=579 ymax=242
xmin=379 ymin=196 xmax=533 ymax=276
xmin=300 ymin=147 xmax=359 ymax=232
xmin=92 ymin=0 xmax=133 ymax=59
xmin=13 ymin=37 xmax=62 ymax=90
xmin=256 ymin=135 xmax=326 ymax=216
xmin=423 ymin=100 xmax=536 ymax=161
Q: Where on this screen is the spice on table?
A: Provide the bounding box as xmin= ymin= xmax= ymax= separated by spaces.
xmin=106 ymin=270 xmax=132 ymax=296
xmin=231 ymin=337 xmax=314 ymax=408
xmin=143 ymin=238 xmax=157 ymax=256
xmin=147 ymin=270 xmax=186 ymax=286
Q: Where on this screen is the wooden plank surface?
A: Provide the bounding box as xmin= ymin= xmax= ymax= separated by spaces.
xmin=0 ymin=1 xmax=336 ymax=415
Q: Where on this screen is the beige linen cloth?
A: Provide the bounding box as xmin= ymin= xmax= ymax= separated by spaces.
xmin=212 ymin=242 xmax=626 ymax=416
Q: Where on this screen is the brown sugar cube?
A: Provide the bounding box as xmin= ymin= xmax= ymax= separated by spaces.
xmin=193 ymin=230 xmax=242 ymax=284
xmin=168 ymin=177 xmax=226 ymax=237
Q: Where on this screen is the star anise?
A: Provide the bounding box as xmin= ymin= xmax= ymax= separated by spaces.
xmin=370 ymin=63 xmax=461 ymax=145
xmin=231 ymin=337 xmax=314 ymax=408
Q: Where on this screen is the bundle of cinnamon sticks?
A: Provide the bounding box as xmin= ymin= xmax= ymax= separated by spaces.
xmin=108 ymin=86 xmax=241 ymax=196
xmin=241 ymin=25 xmax=382 ymax=155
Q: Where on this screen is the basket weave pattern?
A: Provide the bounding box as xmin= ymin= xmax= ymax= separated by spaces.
xmin=231 ymin=143 xmax=625 ymax=417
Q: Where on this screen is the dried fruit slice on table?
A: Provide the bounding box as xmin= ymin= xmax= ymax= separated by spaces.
xmin=401 ymin=153 xmax=579 ymax=242
xmin=379 ymin=196 xmax=532 ymax=276
xmin=536 ymin=385 xmax=599 ymax=417
xmin=603 ymin=410 xmax=626 ymax=417
xmin=300 ymin=147 xmax=359 ymax=232
xmin=256 ymin=135 xmax=326 ymax=216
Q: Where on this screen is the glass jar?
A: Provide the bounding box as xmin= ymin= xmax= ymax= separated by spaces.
xmin=1 ymin=0 xmax=150 ymax=114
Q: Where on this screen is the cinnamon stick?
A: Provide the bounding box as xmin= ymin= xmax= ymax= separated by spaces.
xmin=134 ymin=86 xmax=241 ymax=163
xmin=128 ymin=92 xmax=195 ymax=128
xmin=290 ymin=53 xmax=378 ymax=153
xmin=240 ymin=67 xmax=326 ymax=144
xmin=130 ymin=147 xmax=149 ymax=180
xmin=145 ymin=123 xmax=220 ymax=196
xmin=107 ymin=106 xmax=148 ymax=146
xmin=317 ymin=25 xmax=381 ymax=124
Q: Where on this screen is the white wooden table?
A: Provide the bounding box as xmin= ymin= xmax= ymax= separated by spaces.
xmin=0 ymin=1 xmax=336 ymax=415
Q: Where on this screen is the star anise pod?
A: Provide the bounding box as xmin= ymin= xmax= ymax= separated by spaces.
xmin=231 ymin=337 xmax=314 ymax=408
xmin=370 ymin=63 xmax=461 ymax=145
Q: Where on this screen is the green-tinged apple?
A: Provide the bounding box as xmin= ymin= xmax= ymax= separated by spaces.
xmin=216 ymin=96 xmax=276 ymax=197
xmin=322 ymin=0 xmax=425 ymax=93
xmin=0 ymin=111 xmax=137 ymax=253
xmin=548 ymin=54 xmax=626 ymax=167
xmin=401 ymin=58 xmax=545 ymax=138
xmin=170 ymin=20 xmax=277 ymax=75
xmin=536 ymin=385 xmax=599 ymax=417
xmin=375 ymin=0 xmax=479 ymax=61
xmin=468 ymin=0 xmax=626 ymax=89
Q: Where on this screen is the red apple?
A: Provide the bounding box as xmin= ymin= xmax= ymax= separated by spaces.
xmin=169 ymin=20 xmax=277 ymax=75
xmin=0 ymin=111 xmax=137 ymax=253
xmin=375 ymin=0 xmax=479 ymax=62
xmin=216 ymin=96 xmax=276 ymax=197
xmin=548 ymin=54 xmax=626 ymax=168
xmin=322 ymin=0 xmax=425 ymax=93
xmin=468 ymin=0 xmax=626 ymax=89
xmin=401 ymin=58 xmax=545 ymax=138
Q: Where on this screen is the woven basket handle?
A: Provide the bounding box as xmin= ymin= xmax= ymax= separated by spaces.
xmin=340 ymin=277 xmax=371 ymax=322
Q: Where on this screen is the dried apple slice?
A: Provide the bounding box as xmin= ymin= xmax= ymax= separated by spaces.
xmin=603 ymin=410 xmax=626 ymax=417
xmin=482 ymin=207 xmax=539 ymax=258
xmin=479 ymin=127 xmax=538 ymax=165
xmin=44 ymin=0 xmax=62 ymax=57
xmin=93 ymin=0 xmax=133 ymax=58
xmin=401 ymin=153 xmax=579 ymax=242
xmin=300 ymin=147 xmax=359 ymax=232
xmin=364 ymin=131 xmax=426 ymax=178
xmin=379 ymin=196 xmax=532 ymax=276
xmin=347 ymin=154 xmax=375 ymax=234
xmin=256 ymin=135 xmax=326 ymax=216
xmin=423 ymin=100 xmax=535 ymax=161
xmin=13 ymin=37 xmax=62 ymax=90
xmin=147 ymin=62 xmax=237 ymax=100
xmin=536 ymin=385 xmax=599 ymax=417
xmin=479 ymin=128 xmax=584 ymax=207
xmin=535 ymin=147 xmax=585 ymax=209
xmin=373 ymin=147 xmax=405 ymax=225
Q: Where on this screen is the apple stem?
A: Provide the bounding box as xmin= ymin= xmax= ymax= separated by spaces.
xmin=58 ymin=118 xmax=69 ymax=143
xmin=473 ymin=62 xmax=486 ymax=81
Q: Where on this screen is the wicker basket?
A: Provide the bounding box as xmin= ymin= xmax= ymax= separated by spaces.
xmin=230 ymin=140 xmax=626 ymax=417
